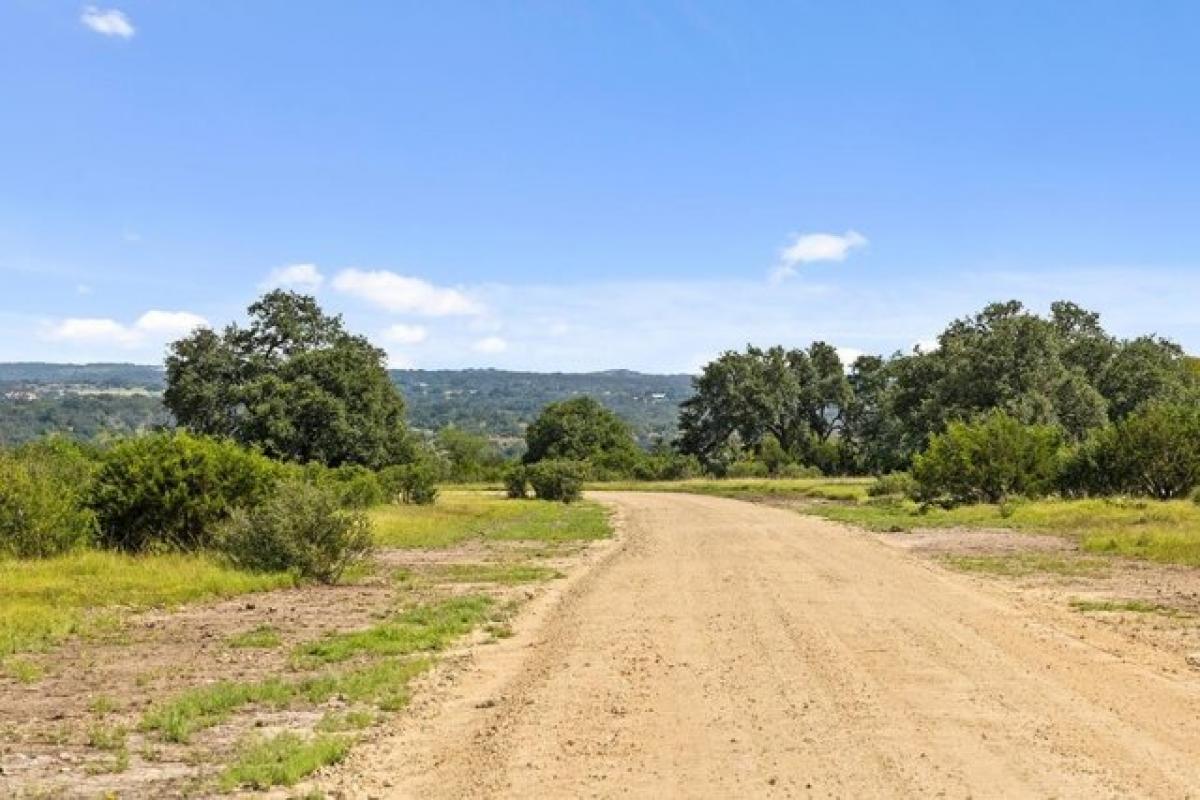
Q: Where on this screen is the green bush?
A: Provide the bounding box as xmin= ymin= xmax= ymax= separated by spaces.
xmin=912 ymin=411 xmax=1064 ymax=506
xmin=1063 ymin=402 xmax=1200 ymax=499
xmin=867 ymin=471 xmax=916 ymax=498
xmin=778 ymin=463 xmax=824 ymax=479
xmin=379 ymin=462 xmax=439 ymax=505
xmin=526 ymin=460 xmax=586 ymax=503
xmin=216 ymin=479 xmax=373 ymax=583
xmin=725 ymin=459 xmax=769 ymax=479
xmin=0 ymin=442 xmax=98 ymax=558
xmin=324 ymin=465 xmax=385 ymax=509
xmin=503 ymin=466 xmax=528 ymax=499
xmin=89 ymin=432 xmax=280 ymax=552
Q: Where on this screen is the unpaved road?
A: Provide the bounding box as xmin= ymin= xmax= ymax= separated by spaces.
xmin=340 ymin=493 xmax=1200 ymax=798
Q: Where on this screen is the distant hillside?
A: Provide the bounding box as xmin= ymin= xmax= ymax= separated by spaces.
xmin=393 ymin=369 xmax=694 ymax=447
xmin=0 ymin=364 xmax=694 ymax=449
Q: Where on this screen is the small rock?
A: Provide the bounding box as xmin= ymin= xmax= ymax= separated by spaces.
xmin=1186 ymin=652 xmax=1200 ymax=669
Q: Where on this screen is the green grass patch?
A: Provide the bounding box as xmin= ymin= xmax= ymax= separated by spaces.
xmin=370 ymin=493 xmax=610 ymax=548
xmin=1069 ymin=598 xmax=1186 ymax=616
xmin=810 ymin=496 xmax=1200 ymax=568
xmin=142 ymin=595 xmax=496 ymax=742
xmin=227 ymin=624 xmax=283 ymax=649
xmin=2 ymin=655 xmax=44 ymax=683
xmin=430 ymin=563 xmax=561 ymax=585
xmin=941 ymin=553 xmax=1110 ymax=577
xmin=219 ymin=732 xmax=349 ymax=792
xmin=294 ymin=595 xmax=493 ymax=666
xmin=0 ymin=550 xmax=293 ymax=657
xmin=316 ymin=709 xmax=379 ymax=733
xmin=141 ymin=657 xmax=432 ymax=743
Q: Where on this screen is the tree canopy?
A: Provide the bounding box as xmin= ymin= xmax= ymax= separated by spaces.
xmin=681 ymin=300 xmax=1197 ymax=474
xmin=523 ymin=396 xmax=640 ymax=470
xmin=164 ymin=291 xmax=412 ymax=468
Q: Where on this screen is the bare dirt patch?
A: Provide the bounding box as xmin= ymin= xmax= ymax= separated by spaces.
xmin=0 ymin=535 xmax=599 ymax=798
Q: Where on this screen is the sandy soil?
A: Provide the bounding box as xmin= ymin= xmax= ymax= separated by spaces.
xmin=329 ymin=492 xmax=1200 ymax=799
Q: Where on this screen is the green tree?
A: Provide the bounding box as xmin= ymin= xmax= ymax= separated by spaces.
xmin=1097 ymin=336 xmax=1194 ymax=420
xmin=678 ymin=343 xmax=850 ymax=469
xmin=523 ymin=397 xmax=639 ymax=473
xmin=1062 ymin=402 xmax=1200 ymax=499
xmin=164 ymin=291 xmax=411 ymax=468
xmin=435 ymin=427 xmax=504 ymax=482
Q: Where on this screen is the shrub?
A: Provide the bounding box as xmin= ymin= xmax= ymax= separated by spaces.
xmin=778 ymin=463 xmax=824 ymax=479
xmin=526 ymin=460 xmax=586 ymax=503
xmin=912 ymin=411 xmax=1064 ymax=506
xmin=216 ymin=480 xmax=373 ymax=583
xmin=89 ymin=432 xmax=280 ymax=552
xmin=1063 ymin=402 xmax=1200 ymax=499
xmin=324 ymin=465 xmax=385 ymax=509
xmin=503 ymin=466 xmax=528 ymax=499
xmin=725 ymin=459 xmax=769 ymax=479
xmin=0 ymin=443 xmax=98 ymax=558
xmin=379 ymin=463 xmax=439 ymax=505
xmin=867 ymin=471 xmax=916 ymax=498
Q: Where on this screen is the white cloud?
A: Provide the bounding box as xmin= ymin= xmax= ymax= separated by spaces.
xmin=381 ymin=323 xmax=428 ymax=345
xmin=771 ymin=230 xmax=868 ymax=282
xmin=133 ymin=310 xmax=208 ymax=336
xmin=331 ymin=269 xmax=481 ymax=316
xmin=472 ymin=336 xmax=508 ymax=354
xmin=45 ymin=318 xmax=138 ymax=346
xmin=261 ymin=263 xmax=324 ymax=291
xmin=80 ymin=6 xmax=135 ymax=38
xmin=44 ymin=309 xmax=207 ymax=347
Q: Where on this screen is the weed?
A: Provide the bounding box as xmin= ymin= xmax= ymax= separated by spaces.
xmin=88 ymin=694 xmax=118 ymax=715
xmin=316 ymin=709 xmax=378 ymax=732
xmin=940 ymin=553 xmax=1109 ymax=578
xmin=2 ymin=656 xmax=44 ymax=683
xmin=227 ymin=624 xmax=283 ymax=649
xmin=1069 ymin=598 xmax=1186 ymax=616
xmin=426 ymin=563 xmax=560 ymax=586
xmin=219 ymin=732 xmax=349 ymax=791
xmin=294 ymin=595 xmax=493 ymax=666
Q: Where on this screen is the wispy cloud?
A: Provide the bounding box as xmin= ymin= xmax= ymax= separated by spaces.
xmin=381 ymin=323 xmax=428 ymax=345
xmin=260 ymin=263 xmax=324 ymax=292
xmin=80 ymin=6 xmax=135 ymax=39
xmin=43 ymin=310 xmax=207 ymax=347
xmin=771 ymin=230 xmax=867 ymax=282
xmin=332 ymin=269 xmax=481 ymax=316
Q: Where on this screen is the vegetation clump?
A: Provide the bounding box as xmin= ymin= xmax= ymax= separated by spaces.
xmin=911 ymin=411 xmax=1064 ymax=506
xmin=216 ymin=479 xmax=373 ymax=583
xmin=88 ymin=431 xmax=279 ymax=552
xmin=526 ymin=460 xmax=586 ymax=503
xmin=0 ymin=439 xmax=97 ymax=558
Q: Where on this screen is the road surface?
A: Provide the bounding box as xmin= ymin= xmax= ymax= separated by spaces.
xmin=349 ymin=492 xmax=1200 ymax=798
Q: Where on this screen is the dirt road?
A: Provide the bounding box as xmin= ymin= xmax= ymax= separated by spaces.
xmin=340 ymin=493 xmax=1200 ymax=798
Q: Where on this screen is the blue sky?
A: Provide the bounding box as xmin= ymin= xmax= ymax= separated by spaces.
xmin=2 ymin=1 xmax=1199 ymax=371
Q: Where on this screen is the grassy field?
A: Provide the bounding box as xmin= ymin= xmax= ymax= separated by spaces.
xmin=370 ymin=492 xmax=611 ymax=548
xmin=809 ymin=496 xmax=1200 ymax=567
xmin=0 ymin=491 xmax=616 ymax=794
xmin=0 ymin=551 xmax=293 ymax=658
